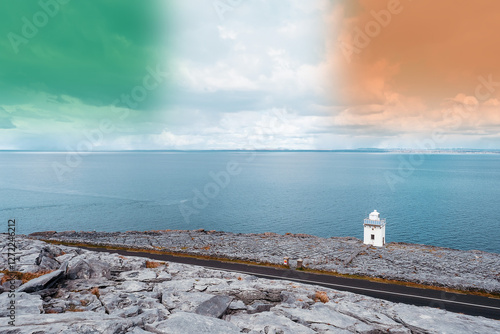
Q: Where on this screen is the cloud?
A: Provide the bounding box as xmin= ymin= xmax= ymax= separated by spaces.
xmin=3 ymin=2 xmax=171 ymax=107
xmin=0 ymin=118 xmax=15 ymax=130
xmin=0 ymin=107 xmax=15 ymax=129
xmin=6 ymin=0 xmax=499 ymax=150
xmin=139 ymin=0 xmax=339 ymax=150
xmin=122 ymin=108 xmax=335 ymax=150
xmin=0 ymin=0 xmax=343 ymax=150
xmin=329 ymin=0 xmax=500 ymax=148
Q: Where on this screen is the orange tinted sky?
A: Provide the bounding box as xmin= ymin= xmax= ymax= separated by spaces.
xmin=332 ymin=0 xmax=500 ymax=148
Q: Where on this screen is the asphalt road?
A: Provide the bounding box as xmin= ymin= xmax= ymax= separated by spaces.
xmin=79 ymin=246 xmax=500 ymax=320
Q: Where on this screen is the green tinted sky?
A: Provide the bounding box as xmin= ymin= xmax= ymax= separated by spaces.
xmin=0 ymin=0 xmax=174 ymax=149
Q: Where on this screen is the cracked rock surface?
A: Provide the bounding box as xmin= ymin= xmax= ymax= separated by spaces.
xmin=0 ymin=234 xmax=499 ymax=333
xmin=30 ymin=229 xmax=500 ymax=293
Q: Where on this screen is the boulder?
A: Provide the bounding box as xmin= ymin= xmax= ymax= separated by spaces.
xmin=227 ymin=311 xmax=316 ymax=334
xmin=37 ymin=255 xmax=61 ymax=271
xmin=128 ymin=308 xmax=170 ymax=325
xmin=35 ymin=246 xmax=65 ymax=270
xmin=235 ymin=288 xmax=266 ymax=304
xmin=161 ymin=291 xmax=214 ymax=312
xmin=127 ymin=327 xmax=153 ymax=334
xmin=194 ymin=295 xmax=232 ymax=318
xmin=99 ymin=291 xmax=162 ymax=315
xmin=274 ymin=303 xmax=359 ymax=329
xmin=386 ymin=302 xmax=500 ymax=334
xmin=280 ymin=290 xmax=311 ymax=307
xmin=118 ymin=270 xmax=157 ymax=282
xmin=33 ymin=288 xmax=59 ymax=298
xmin=116 ymin=280 xmax=149 ymax=293
xmin=0 ymin=292 xmax=43 ymax=317
xmin=1 ymin=279 xmax=22 ymax=292
xmin=228 ymin=300 xmax=246 ymax=310
xmin=17 ymin=270 xmax=65 ymax=293
xmin=61 ymin=278 xmax=113 ymax=292
xmin=151 ymin=312 xmax=241 ymax=334
xmin=0 ymin=312 xmax=133 ymax=334
xmin=155 ymin=271 xmax=172 ymax=282
xmin=247 ymin=301 xmax=274 ymax=314
xmin=67 ymin=259 xmax=111 ymax=280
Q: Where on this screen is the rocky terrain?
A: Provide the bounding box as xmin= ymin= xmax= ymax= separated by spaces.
xmin=30 ymin=229 xmax=500 ymax=293
xmin=0 ymin=235 xmax=499 ymax=333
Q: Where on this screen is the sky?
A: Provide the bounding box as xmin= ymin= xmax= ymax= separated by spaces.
xmin=336 ymin=0 xmax=500 ymax=149
xmin=1 ymin=0 xmax=500 ymax=150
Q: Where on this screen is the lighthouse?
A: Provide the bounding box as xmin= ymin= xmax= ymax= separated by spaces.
xmin=363 ymin=210 xmax=386 ymax=247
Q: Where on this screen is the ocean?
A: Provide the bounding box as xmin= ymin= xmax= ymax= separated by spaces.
xmin=1 ymin=151 xmax=499 ymax=253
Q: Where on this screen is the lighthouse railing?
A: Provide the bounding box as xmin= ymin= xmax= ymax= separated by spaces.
xmin=364 ymin=218 xmax=386 ymax=226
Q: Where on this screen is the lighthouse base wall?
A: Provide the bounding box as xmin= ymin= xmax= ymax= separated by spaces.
xmin=364 ymin=225 xmax=385 ymax=247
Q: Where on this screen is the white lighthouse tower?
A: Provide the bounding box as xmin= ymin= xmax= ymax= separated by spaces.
xmin=363 ymin=210 xmax=386 ymax=247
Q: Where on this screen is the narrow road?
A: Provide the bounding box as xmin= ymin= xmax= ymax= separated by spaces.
xmin=79 ymin=246 xmax=500 ymax=320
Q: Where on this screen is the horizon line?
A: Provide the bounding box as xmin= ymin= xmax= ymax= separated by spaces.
xmin=1 ymin=148 xmax=500 ymax=153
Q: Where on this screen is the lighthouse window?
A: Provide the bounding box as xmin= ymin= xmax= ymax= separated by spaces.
xmin=371 ymin=234 xmax=375 ymax=240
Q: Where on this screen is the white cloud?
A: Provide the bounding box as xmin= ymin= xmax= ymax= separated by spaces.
xmin=217 ymin=26 xmax=237 ymax=40
xmin=143 ymin=0 xmax=340 ymax=150
xmin=145 ymin=108 xmax=335 ymax=150
xmin=169 ymin=0 xmax=332 ymax=100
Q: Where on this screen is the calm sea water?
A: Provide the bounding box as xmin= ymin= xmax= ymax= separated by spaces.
xmin=1 ymin=152 xmax=499 ymax=254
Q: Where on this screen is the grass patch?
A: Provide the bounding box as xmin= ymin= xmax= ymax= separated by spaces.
xmin=67 ymin=304 xmax=84 ymax=312
xmin=0 ymin=270 xmax=54 ymax=284
xmin=315 ymin=291 xmax=329 ymax=303
xmin=90 ymin=287 xmax=100 ymax=298
xmin=45 ymin=309 xmax=60 ymax=314
xmin=145 ymin=260 xmax=164 ymax=268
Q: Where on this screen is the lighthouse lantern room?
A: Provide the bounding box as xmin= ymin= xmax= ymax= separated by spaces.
xmin=363 ymin=210 xmax=386 ymax=247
